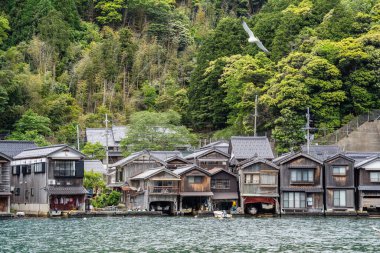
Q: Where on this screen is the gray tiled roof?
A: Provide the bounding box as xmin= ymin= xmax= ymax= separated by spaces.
xmin=354 ymin=155 xmax=380 ymax=168
xmin=131 ymin=167 xmax=179 ymax=180
xmin=46 ymin=186 xmax=88 ymax=195
xmin=13 ymin=145 xmax=69 ymax=159
xmin=110 ymin=150 xmax=167 ymax=168
xmin=301 ymin=145 xmax=342 ymax=161
xmin=200 ymin=141 xmax=229 ymax=154
xmin=230 ymin=136 xmax=274 ymax=160
xmin=84 ymin=160 xmax=106 ymax=174
xmin=112 ymin=126 xmax=128 ymax=142
xmin=238 ymin=157 xmax=279 ymax=170
xmin=85 ymin=128 xmax=116 ymax=146
xmin=0 ymin=141 xmax=37 ymax=159
xmin=173 ymin=164 xmax=211 ymax=176
xmin=346 ymin=152 xmax=380 ymax=163
xmin=149 ymin=151 xmax=182 ymax=161
xmin=184 ymin=148 xmax=230 ymax=160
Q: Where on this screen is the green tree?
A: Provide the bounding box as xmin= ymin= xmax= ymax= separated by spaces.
xmin=12 ymin=110 xmax=52 ymax=136
xmin=82 ymin=142 xmax=106 ymax=160
xmin=0 ymin=14 xmax=10 ymax=45
xmin=84 ymin=170 xmax=106 ymax=195
xmin=121 ymin=110 xmax=197 ymax=154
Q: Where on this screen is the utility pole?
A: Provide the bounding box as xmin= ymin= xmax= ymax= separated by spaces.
xmin=76 ymin=124 xmax=80 ymax=151
xmin=105 ymin=114 xmax=110 ymax=172
xmin=304 ymin=107 xmax=312 ymax=154
xmin=254 ymin=95 xmax=258 ymax=137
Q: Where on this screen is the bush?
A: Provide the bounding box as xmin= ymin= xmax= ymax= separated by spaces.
xmin=90 ymin=191 xmax=121 ymax=208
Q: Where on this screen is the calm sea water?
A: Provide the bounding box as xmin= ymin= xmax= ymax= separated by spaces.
xmin=1 ymin=216 xmax=380 ymax=252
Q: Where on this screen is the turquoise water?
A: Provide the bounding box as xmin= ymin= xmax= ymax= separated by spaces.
xmin=1 ymin=216 xmax=380 ymax=252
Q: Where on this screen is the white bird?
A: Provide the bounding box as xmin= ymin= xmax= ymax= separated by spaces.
xmin=242 ymin=20 xmax=270 ymax=54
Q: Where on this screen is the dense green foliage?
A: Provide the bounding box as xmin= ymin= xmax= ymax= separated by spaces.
xmin=91 ymin=190 xmax=121 ymax=208
xmin=84 ymin=170 xmax=106 ymax=195
xmin=0 ymin=0 xmax=379 ymax=152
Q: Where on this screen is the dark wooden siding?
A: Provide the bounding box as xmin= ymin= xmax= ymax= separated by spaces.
xmin=239 ymin=162 xmax=278 ymax=196
xmin=211 ymin=171 xmax=238 ymax=193
xmin=324 ymin=156 xmax=354 ymax=188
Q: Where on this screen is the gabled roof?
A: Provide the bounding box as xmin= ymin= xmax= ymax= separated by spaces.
xmin=173 ymin=164 xmax=211 ymax=176
xmin=238 ymin=157 xmax=279 ymax=170
xmin=272 ymin=152 xmax=294 ymax=165
xmin=184 ymin=147 xmax=230 ymax=160
xmin=0 ymin=152 xmax=12 ymax=161
xmin=0 ymin=140 xmax=37 ymax=159
xmin=279 ymin=152 xmax=323 ymax=165
xmin=200 ymin=140 xmax=229 ymax=154
xmin=85 ymin=126 xmax=128 ymax=147
xmin=149 ymin=151 xmax=182 ymax=161
xmin=324 ymin=153 xmax=355 ymax=163
xmin=355 ymin=155 xmax=380 ymax=169
xmin=110 ymin=150 xmax=167 ymax=168
xmin=345 ymin=151 xmax=380 ymax=163
xmin=208 ymin=168 xmax=237 ymax=177
xmin=131 ymin=167 xmax=180 ymax=180
xmin=301 ymin=145 xmax=342 ymax=161
xmin=229 ymin=136 xmax=274 ymax=160
xmin=165 ymin=155 xmax=192 ymax=164
xmin=13 ymin=145 xmax=84 ymax=159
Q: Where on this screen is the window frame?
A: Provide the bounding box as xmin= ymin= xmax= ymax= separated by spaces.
xmin=333 ymin=190 xmax=346 ymax=207
xmin=260 ymin=173 xmax=276 ymax=185
xmin=290 ymin=169 xmax=314 ymax=183
xmin=332 ymin=166 xmax=346 ymax=176
xmin=211 ymin=179 xmax=230 ymax=189
xmin=53 ymin=160 xmax=76 ymax=177
xmin=283 ymin=192 xmax=306 ymax=208
xmin=370 ymin=172 xmax=380 ymax=183
xmin=188 ymin=176 xmax=203 ymax=184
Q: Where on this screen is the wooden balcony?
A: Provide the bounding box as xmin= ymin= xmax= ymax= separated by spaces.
xmin=149 ymin=186 xmax=179 ymax=195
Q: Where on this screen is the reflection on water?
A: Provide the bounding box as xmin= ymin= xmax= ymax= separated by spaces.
xmin=1 ymin=216 xmax=380 ymax=252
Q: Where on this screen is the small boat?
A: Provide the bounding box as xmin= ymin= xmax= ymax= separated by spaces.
xmin=247 ymin=207 xmax=257 ymax=215
xmin=214 ymin=210 xmax=232 ymax=219
xmin=49 ymin=210 xmax=62 ymax=217
xmin=262 ymin=204 xmax=274 ymax=210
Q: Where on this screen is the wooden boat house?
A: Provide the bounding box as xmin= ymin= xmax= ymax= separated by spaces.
xmin=173 ymin=165 xmax=213 ymax=214
xmin=324 ymin=154 xmax=356 ymax=214
xmin=355 ymin=155 xmax=380 ymax=213
xmin=279 ymin=152 xmax=324 ymax=214
xmin=237 ymin=157 xmax=279 ymax=214
xmin=130 ymin=167 xmax=180 ymax=213
xmin=208 ymin=168 xmax=238 ymax=211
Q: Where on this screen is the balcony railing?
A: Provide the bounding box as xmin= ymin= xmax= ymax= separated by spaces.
xmin=149 ymin=186 xmax=179 ymax=194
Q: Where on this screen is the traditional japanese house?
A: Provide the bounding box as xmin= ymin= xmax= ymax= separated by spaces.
xmin=0 ymin=141 xmax=37 ymax=214
xmin=85 ymin=126 xmax=128 ymax=164
xmin=208 ymin=168 xmax=238 ymax=211
xmin=165 ymin=156 xmax=193 ymax=171
xmin=237 ymin=157 xmax=279 ymax=214
xmin=184 ymin=148 xmax=230 ymax=171
xmin=129 ymin=167 xmax=180 ymax=213
xmin=10 ymin=145 xmax=87 ymax=215
xmin=324 ymin=154 xmax=356 ymax=214
xmin=229 ymin=136 xmax=274 ymax=172
xmin=108 ymin=150 xmax=167 ymax=206
xmin=355 ymin=155 xmax=380 ymax=213
xmin=279 ymin=152 xmax=324 ymax=214
xmin=173 ymin=165 xmax=213 ymax=214
xmin=200 ymin=140 xmax=229 ymax=154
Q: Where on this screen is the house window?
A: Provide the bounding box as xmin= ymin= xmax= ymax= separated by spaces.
xmin=283 ymin=192 xmax=306 ymax=208
xmin=188 ymin=176 xmax=203 ymax=184
xmin=53 ymin=161 xmax=76 ymax=177
xmin=25 ymin=189 xmax=29 ymax=200
xmin=116 ymin=169 xmax=123 ymax=182
xmin=245 ymin=174 xmax=259 ymax=184
xmin=290 ymin=169 xmax=313 ymax=183
xmin=333 ymin=190 xmax=346 ymax=207
xmin=14 ymin=188 xmax=20 ymax=196
xmin=30 ymin=188 xmax=34 ymax=197
xmin=12 ymin=166 xmax=20 ymax=175
xmin=22 ymin=165 xmax=31 ymax=174
xmin=260 ymin=174 xmax=276 ymax=185
xmin=211 ymin=179 xmax=230 ymax=189
xmin=370 ymin=172 xmax=380 ymax=182
xmin=33 ymin=163 xmax=45 ymax=173
xmin=332 ymin=166 xmax=346 ymax=176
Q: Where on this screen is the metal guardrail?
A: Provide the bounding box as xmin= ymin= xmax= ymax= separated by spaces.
xmin=315 ymin=109 xmax=380 ymax=145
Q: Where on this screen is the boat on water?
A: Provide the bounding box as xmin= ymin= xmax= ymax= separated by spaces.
xmin=213 ymin=210 xmax=232 ymax=218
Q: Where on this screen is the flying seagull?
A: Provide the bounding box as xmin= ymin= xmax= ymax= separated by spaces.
xmin=242 ymin=20 xmax=269 ymax=54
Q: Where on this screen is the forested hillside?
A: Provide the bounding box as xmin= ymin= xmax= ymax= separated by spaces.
xmin=0 ymin=0 xmax=379 ymax=152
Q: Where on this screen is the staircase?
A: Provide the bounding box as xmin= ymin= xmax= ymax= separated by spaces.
xmin=316 ymin=110 xmax=380 ymax=152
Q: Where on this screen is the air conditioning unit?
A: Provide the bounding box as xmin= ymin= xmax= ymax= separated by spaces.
xmin=48 ymin=179 xmax=56 ymax=185
xmin=56 ymin=181 xmax=61 ymax=185
xmin=66 ymin=182 xmax=72 ymax=186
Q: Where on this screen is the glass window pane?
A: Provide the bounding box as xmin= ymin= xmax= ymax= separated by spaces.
xmin=300 ymin=193 xmax=306 ymax=208
xmin=291 ymin=171 xmax=296 ymax=181
xmin=252 ymin=175 xmax=260 ymax=184
xmin=289 ymin=192 xmax=294 ymax=208
xmin=294 ymin=192 xmax=300 ymax=208
xmin=308 ymin=170 xmax=313 ymax=182
xmin=284 ymin=193 xmax=289 ymax=208
xmin=340 ymin=190 xmax=346 ymax=206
